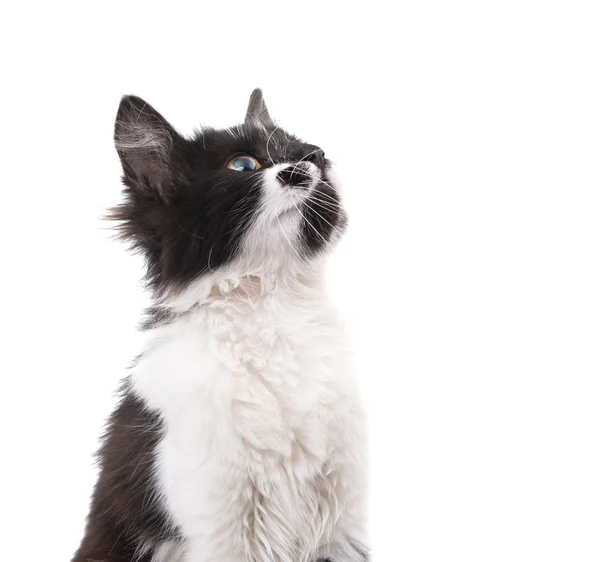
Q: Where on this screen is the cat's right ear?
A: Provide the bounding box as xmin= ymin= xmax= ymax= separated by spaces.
xmin=245 ymin=88 xmax=275 ymax=129
xmin=114 ymin=95 xmax=187 ymax=201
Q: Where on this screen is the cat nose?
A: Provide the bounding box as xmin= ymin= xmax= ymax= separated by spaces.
xmin=277 ymin=162 xmax=315 ymax=189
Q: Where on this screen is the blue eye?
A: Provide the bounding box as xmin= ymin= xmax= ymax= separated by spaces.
xmin=227 ymin=155 xmax=261 ymax=172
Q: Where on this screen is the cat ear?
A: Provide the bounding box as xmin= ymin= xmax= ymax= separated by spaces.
xmin=114 ymin=95 xmax=187 ymax=200
xmin=245 ymin=88 xmax=274 ymax=128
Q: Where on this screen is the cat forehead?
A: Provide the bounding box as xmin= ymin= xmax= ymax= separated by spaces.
xmin=198 ymin=125 xmax=307 ymax=158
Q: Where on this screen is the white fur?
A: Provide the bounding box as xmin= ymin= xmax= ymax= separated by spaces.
xmin=150 ymin=540 xmax=186 ymax=561
xmin=132 ymin=166 xmax=369 ymax=562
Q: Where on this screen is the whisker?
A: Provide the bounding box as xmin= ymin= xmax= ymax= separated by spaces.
xmin=304 ymin=200 xmax=344 ymax=237
xmin=311 ymin=175 xmax=345 ymax=199
xmin=311 ymin=186 xmax=341 ymax=204
xmin=291 ymin=195 xmax=330 ymax=247
xmin=308 ymin=194 xmax=340 ymax=212
xmin=274 ymin=194 xmax=307 ymax=266
xmin=222 ymin=206 xmax=258 ymax=251
xmin=265 ymin=126 xmax=279 ymax=166
xmin=297 ymin=148 xmax=321 ymax=164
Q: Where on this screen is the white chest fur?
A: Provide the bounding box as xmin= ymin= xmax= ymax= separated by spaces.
xmin=133 ymin=276 xmax=368 ymax=562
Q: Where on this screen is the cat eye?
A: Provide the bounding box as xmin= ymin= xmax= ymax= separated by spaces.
xmin=227 ymin=155 xmax=261 ymax=172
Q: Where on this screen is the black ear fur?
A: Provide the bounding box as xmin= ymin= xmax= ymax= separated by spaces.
xmin=114 ymin=95 xmax=188 ymax=200
xmin=245 ymin=88 xmax=274 ymax=128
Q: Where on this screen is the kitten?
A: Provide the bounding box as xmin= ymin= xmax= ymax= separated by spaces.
xmin=72 ymin=89 xmax=369 ymax=562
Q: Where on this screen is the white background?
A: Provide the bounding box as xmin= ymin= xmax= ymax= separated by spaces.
xmin=2 ymin=1 xmax=599 ymax=561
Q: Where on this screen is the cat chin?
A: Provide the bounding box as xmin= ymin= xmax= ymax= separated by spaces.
xmin=277 ymin=208 xmax=298 ymax=220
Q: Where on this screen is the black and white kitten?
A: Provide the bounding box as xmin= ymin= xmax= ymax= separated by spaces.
xmin=73 ymin=89 xmax=369 ymax=562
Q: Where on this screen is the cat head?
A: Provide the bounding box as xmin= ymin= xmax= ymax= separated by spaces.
xmin=111 ymin=89 xmax=347 ymax=293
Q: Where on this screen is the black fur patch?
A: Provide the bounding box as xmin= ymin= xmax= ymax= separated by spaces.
xmin=138 ymin=306 xmax=178 ymax=331
xmin=301 ymin=181 xmax=347 ymax=256
xmin=72 ymin=384 xmax=177 ymax=561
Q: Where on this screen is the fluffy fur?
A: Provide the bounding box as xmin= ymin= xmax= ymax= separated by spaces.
xmin=73 ymin=89 xmax=368 ymax=562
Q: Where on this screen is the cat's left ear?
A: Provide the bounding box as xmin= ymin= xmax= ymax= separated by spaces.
xmin=245 ymin=88 xmax=275 ymax=128
xmin=114 ymin=95 xmax=188 ymax=201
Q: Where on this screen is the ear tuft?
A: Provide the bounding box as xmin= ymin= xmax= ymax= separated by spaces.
xmin=245 ymin=88 xmax=274 ymax=128
xmin=115 ymin=95 xmax=173 ymax=160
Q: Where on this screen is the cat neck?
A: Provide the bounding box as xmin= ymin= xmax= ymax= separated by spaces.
xmin=157 ymin=263 xmax=328 ymax=314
